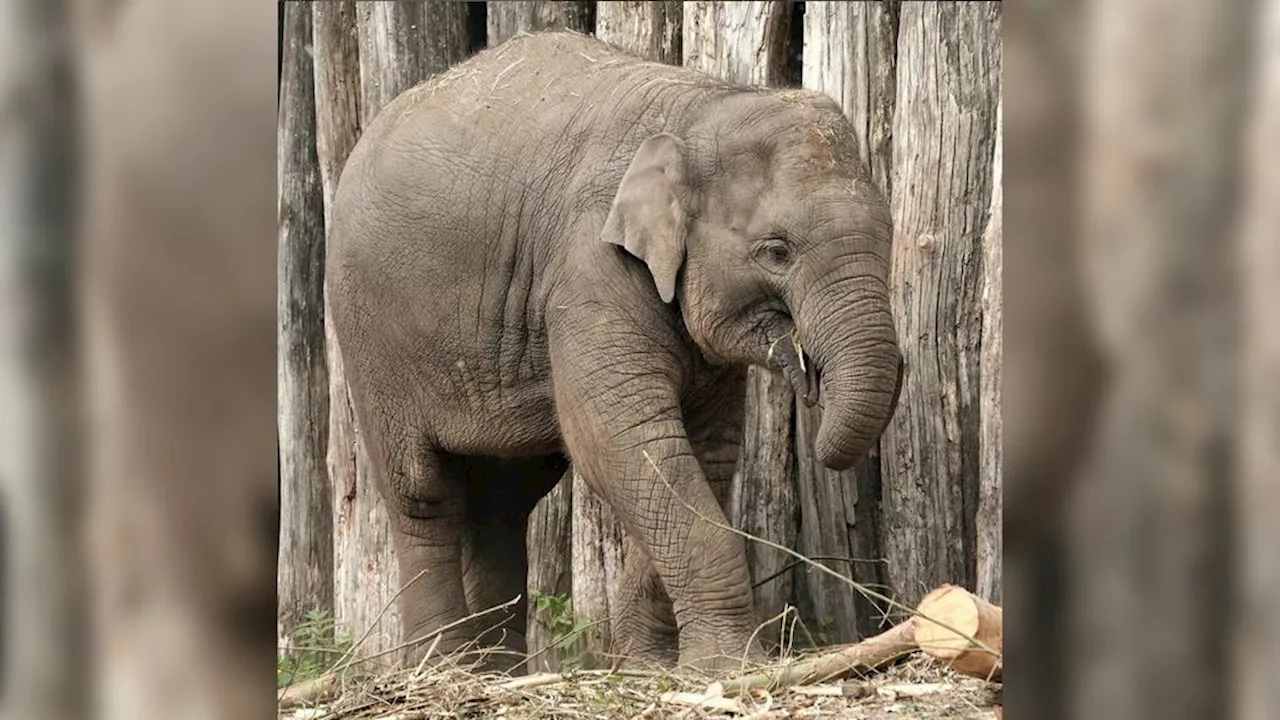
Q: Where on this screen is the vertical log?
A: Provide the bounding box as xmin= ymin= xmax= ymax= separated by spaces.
xmin=526 ymin=479 xmax=574 ymax=672
xmin=333 ymin=1 xmax=468 ymax=661
xmin=278 ymin=1 xmax=333 ymax=644
xmin=880 ymin=2 xmax=1000 ymax=608
xmin=595 ymin=1 xmax=681 ymax=64
xmin=683 ymin=0 xmax=797 ymax=646
xmin=976 ymin=98 xmax=1003 ymax=604
xmin=358 ymin=1 xmax=468 ymax=123
xmin=570 ymin=1 xmax=683 ymax=661
xmin=1068 ymin=0 xmax=1249 ymax=716
xmin=487 ymin=1 xmax=592 ymax=47
xmin=797 ymin=0 xmax=899 ymax=643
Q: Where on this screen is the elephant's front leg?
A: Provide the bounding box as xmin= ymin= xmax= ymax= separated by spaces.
xmin=610 ymin=367 xmax=747 ymax=667
xmin=550 ymin=322 xmax=762 ymax=672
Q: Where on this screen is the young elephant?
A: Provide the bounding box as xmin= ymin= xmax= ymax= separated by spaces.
xmin=327 ymin=31 xmax=904 ymax=673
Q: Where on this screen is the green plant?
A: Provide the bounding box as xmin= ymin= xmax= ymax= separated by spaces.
xmin=530 ymin=590 xmax=594 ymax=669
xmin=277 ymin=609 xmax=354 ymax=689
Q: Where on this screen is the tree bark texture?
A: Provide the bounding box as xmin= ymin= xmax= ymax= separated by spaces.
xmin=568 ymin=1 xmax=684 ymax=661
xmin=487 ymin=1 xmax=593 ymax=47
xmin=278 ymin=2 xmax=333 ymax=644
xmin=357 ymin=1 xmax=468 ymax=126
xmin=595 ymin=1 xmax=681 ymax=65
xmin=683 ymin=0 xmax=796 ymax=648
xmin=796 ymin=0 xmax=899 ymax=644
xmin=975 ymin=97 xmax=1003 ymax=605
xmin=1067 ymin=0 xmax=1249 ymax=717
xmin=526 ymin=478 xmax=574 ymax=672
xmin=879 ymin=2 xmax=1000 ymax=610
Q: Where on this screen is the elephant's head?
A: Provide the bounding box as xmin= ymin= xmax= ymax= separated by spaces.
xmin=602 ymin=89 xmax=903 ymax=470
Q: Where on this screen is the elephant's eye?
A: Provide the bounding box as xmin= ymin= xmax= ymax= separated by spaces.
xmin=755 ymin=237 xmax=794 ymax=270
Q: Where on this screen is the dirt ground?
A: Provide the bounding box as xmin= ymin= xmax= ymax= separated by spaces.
xmin=280 ymin=652 xmax=1001 ymax=719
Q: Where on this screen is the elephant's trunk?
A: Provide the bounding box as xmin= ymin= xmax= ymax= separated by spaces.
xmin=781 ymin=281 xmax=904 ymax=471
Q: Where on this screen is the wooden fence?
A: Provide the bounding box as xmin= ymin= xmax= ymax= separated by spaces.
xmin=278 ymin=0 xmax=1002 ymax=671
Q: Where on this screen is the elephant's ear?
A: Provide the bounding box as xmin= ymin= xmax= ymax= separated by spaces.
xmin=601 ymin=133 xmax=689 ymax=304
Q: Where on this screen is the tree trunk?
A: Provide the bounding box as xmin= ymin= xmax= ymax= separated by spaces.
xmin=595 ymin=1 xmax=681 ymax=65
xmin=568 ymin=1 xmax=683 ymax=662
xmin=879 ymin=2 xmax=1001 ymax=610
xmin=487 ymin=1 xmax=593 ymax=47
xmin=796 ymin=0 xmax=899 ymax=644
xmin=683 ymin=0 xmax=796 ymax=647
xmin=278 ymin=1 xmax=333 ymax=645
xmin=975 ymin=97 xmax=1003 ymax=605
xmin=526 ymin=478 xmax=574 ymax=672
xmin=357 ymin=1 xmax=468 ymax=124
xmin=1067 ymin=0 xmax=1249 ymax=716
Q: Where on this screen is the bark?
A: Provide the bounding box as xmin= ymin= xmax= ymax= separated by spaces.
xmin=975 ymin=97 xmax=1003 ymax=605
xmin=570 ymin=0 xmax=684 ymax=664
xmin=1067 ymin=0 xmax=1251 ymax=716
xmin=568 ymin=469 xmax=627 ymax=664
xmin=683 ymin=0 xmax=795 ymax=650
xmin=796 ymin=0 xmax=899 ymax=644
xmin=879 ymin=2 xmax=1001 ymax=609
xmin=1238 ymin=4 xmax=1280 ymax=716
xmin=595 ymin=1 xmax=682 ymax=65
xmin=278 ymin=1 xmax=333 ymax=644
xmin=486 ymin=1 xmax=592 ymax=47
xmin=526 ymin=478 xmax=574 ymax=673
xmin=357 ymin=1 xmax=468 ymax=125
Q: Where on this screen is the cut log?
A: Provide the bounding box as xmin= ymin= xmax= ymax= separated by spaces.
xmin=721 ymin=619 xmax=917 ymax=695
xmin=912 ymin=584 xmax=1003 ymax=682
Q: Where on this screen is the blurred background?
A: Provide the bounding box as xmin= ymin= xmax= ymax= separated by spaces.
xmin=0 ymin=0 xmax=1275 ymax=719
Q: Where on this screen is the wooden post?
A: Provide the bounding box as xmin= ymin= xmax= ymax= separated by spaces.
xmin=796 ymin=0 xmax=900 ymax=643
xmin=683 ymin=0 xmax=797 ymax=648
xmin=487 ymin=1 xmax=593 ymax=47
xmin=976 ymin=98 xmax=1003 ymax=605
xmin=278 ymin=0 xmax=333 ymax=646
xmin=879 ymin=2 xmax=1001 ymax=608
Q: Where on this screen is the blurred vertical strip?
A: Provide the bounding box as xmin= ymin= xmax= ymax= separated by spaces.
xmin=1237 ymin=2 xmax=1280 ymax=717
xmin=0 ymin=0 xmax=85 ymax=718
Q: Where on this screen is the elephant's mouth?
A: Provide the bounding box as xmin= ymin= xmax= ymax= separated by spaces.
xmin=770 ymin=330 xmax=820 ymax=407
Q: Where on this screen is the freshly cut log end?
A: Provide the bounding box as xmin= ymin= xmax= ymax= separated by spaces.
xmin=912 ymin=584 xmax=1003 ymax=682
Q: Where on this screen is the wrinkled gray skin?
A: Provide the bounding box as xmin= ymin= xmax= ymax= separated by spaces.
xmin=328 ymin=32 xmax=903 ymax=673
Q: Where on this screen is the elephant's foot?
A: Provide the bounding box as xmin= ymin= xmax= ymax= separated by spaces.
xmin=675 ymin=623 xmax=768 ymax=676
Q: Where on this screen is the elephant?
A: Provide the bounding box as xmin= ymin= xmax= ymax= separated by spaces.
xmin=326 ymin=31 xmax=904 ymax=674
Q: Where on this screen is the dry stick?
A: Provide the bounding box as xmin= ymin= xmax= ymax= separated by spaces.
xmin=719 ymin=619 xmax=919 ymax=695
xmin=639 ymin=451 xmax=1001 ymax=666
